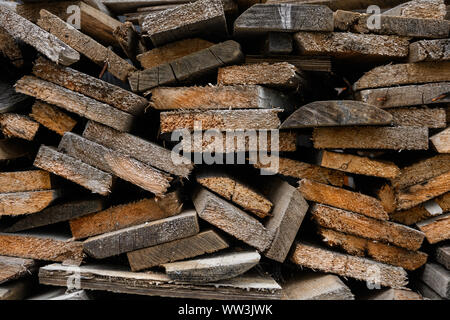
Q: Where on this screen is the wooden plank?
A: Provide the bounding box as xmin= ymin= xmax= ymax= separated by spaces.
xmin=334 ymin=10 xmax=450 ymax=39
xmin=417 ymin=213 xmax=450 ymax=244
xmin=30 ymin=101 xmax=76 ymax=136
xmin=16 ymin=1 xmax=122 ymax=46
xmin=32 ymin=57 xmax=148 ymax=116
xmin=265 ymin=0 xmax=407 ymax=10
xmin=234 ymin=4 xmax=333 ymax=37
xmin=390 ymin=192 xmax=450 ymax=226
xmin=70 ymin=193 xmax=183 ymax=239
xmin=82 ymin=121 xmax=193 ymax=178
xmin=280 ymin=101 xmax=393 ymax=129
xmin=0 ymin=139 xmax=32 ymax=161
xmin=0 ymin=113 xmax=39 ymax=141
xmin=437 ymin=245 xmax=450 ymax=270
xmin=0 ymin=256 xmax=37 ymax=285
xmin=396 ymin=171 xmax=450 ymax=210
xmin=5 ymin=199 xmax=105 ymax=233
xmin=355 ymin=82 xmax=450 ymax=109
xmin=0 ymin=26 xmax=23 ymax=68
xmin=127 ymin=230 xmax=229 ymax=271
xmin=113 ymin=21 xmax=146 ymax=64
xmin=39 ymin=263 xmax=282 ymax=300
xmin=163 ymin=251 xmax=260 ymax=283
xmin=318 ymin=151 xmax=400 ymax=179
xmin=15 ymin=76 xmax=135 ymax=132
xmin=415 ymin=280 xmax=443 ymax=300
xmin=290 ymin=242 xmax=408 ymax=289
xmin=311 ymin=204 xmax=424 ymax=251
xmin=313 ymin=126 xmax=429 ymax=150
xmin=262 ymin=178 xmax=309 ymax=262
xmin=0 ymin=6 xmax=79 ymax=66
xmin=421 ymin=263 xmax=450 ymax=298
xmin=160 ymin=109 xmax=282 ymax=133
xmin=192 ymin=187 xmax=274 ymax=252
xmin=282 ymin=273 xmax=354 ymax=300
xmin=149 ymin=85 xmax=294 ymax=110
xmin=129 ymin=40 xmax=244 ymax=93
xmin=196 ymin=170 xmax=273 ymax=218
xmin=137 ymin=38 xmax=213 ymax=69
xmin=141 ymin=0 xmax=227 ymax=46
xmin=0 ymin=170 xmax=50 ymax=193
xmin=431 ymin=127 xmax=450 ymax=153
xmin=353 ymin=62 xmax=450 ymax=91
xmin=0 ymin=232 xmax=84 ymax=263
xmin=253 ymin=156 xmax=346 ymax=187
xmin=298 ymin=179 xmax=389 ymax=220
xmin=58 ymin=133 xmax=172 ymax=195
xmin=377 ymin=184 xmax=397 ymax=214
xmin=383 ymin=0 xmax=447 ymax=20
xmin=37 ymin=9 xmax=136 ymax=81
xmin=245 ymin=55 xmax=332 ymax=72
xmin=367 ymin=288 xmax=422 ymax=300
xmin=34 ymin=145 xmax=113 ymax=196
xmin=294 ymin=32 xmax=409 ymax=60
xmin=83 ymin=210 xmax=199 ymax=259
xmin=409 ymin=39 xmax=450 ymax=63
xmin=0 ymin=190 xmax=62 ymax=217
xmin=217 ymin=62 xmax=305 ymax=89
xmin=318 ymin=228 xmax=428 ymax=271
xmin=265 ymin=32 xmax=293 ymax=55
xmin=388 ymin=107 xmax=447 ymax=128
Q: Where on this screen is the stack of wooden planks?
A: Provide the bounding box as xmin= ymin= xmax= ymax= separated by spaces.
xmin=0 ymin=0 xmax=448 ymax=301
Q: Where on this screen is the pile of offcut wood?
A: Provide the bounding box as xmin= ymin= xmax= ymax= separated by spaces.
xmin=0 ymin=0 xmax=449 ymax=301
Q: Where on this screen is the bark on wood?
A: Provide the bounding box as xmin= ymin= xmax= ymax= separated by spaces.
xmin=0 ymin=170 xmax=50 ymax=193
xmin=409 ymin=39 xmax=450 ymax=62
xmin=141 ymin=0 xmax=227 ymax=46
xmin=58 ymin=133 xmax=172 ymax=195
xmin=421 ymin=263 xmax=450 ymax=298
xmin=127 ymin=230 xmax=229 ymax=271
xmin=388 ymin=107 xmax=447 ymax=128
xmin=0 ymin=256 xmax=37 ymax=285
xmin=83 ymin=210 xmax=199 ymax=259
xmin=15 ymin=76 xmax=135 ymax=132
xmin=0 ymin=113 xmax=39 ymax=141
xmin=430 ymin=127 xmax=450 ymax=153
xmin=32 ymin=57 xmax=148 ymax=116
xmin=0 ymin=6 xmax=79 ymax=66
xmin=0 ymin=190 xmax=62 ymax=217
xmin=436 ymin=245 xmax=450 ymax=270
xmin=70 ymin=193 xmax=183 ymax=239
xmin=30 ymin=101 xmax=77 ymax=136
xmin=298 ymin=179 xmax=389 ymax=220
xmin=163 ymin=250 xmax=260 ymax=283
xmin=82 ymin=121 xmax=193 ymax=177
xmin=37 ymin=9 xmax=136 ymax=81
xmin=290 ymin=242 xmax=408 ymax=289
xmin=313 ymin=126 xmax=429 ymax=150
xmin=34 ymin=145 xmax=113 ymax=196
xmin=318 ymin=228 xmax=427 ymax=271
xmin=417 ymin=213 xmax=450 ymax=244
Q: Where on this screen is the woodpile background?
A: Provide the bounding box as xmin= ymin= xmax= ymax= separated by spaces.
xmin=0 ymin=0 xmax=449 ymax=301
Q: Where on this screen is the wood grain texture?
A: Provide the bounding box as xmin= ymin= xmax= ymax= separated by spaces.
xmin=382 ymin=0 xmax=447 ymax=20
xmin=436 ymin=245 xmax=450 ymax=270
xmin=265 ymin=0 xmax=409 ymax=11
xmin=388 ymin=107 xmax=447 ymax=128
xmin=430 ymin=127 xmax=450 ymax=153
xmin=37 ymin=9 xmax=135 ymax=81
xmin=0 ymin=170 xmax=50 ymax=193
xmin=355 ymin=82 xmax=450 ymax=108
xmin=290 ymin=242 xmax=408 ymax=289
xmin=83 ymin=210 xmax=199 ymax=259
xmin=70 ymin=193 xmax=183 ymax=239
xmin=113 ymin=21 xmax=147 ymax=64
xmin=234 ymin=4 xmax=333 ymax=36
xmin=353 ymin=62 xmax=450 ymax=91
xmin=311 ymin=204 xmax=424 ymax=251
xmin=30 ymin=101 xmax=77 ymax=136
xmin=5 ymin=198 xmax=105 ymax=233
xmin=313 ymin=126 xmax=429 ymax=150
xmin=192 ymin=187 xmax=274 ymax=252
xmin=82 ymin=121 xmax=193 ymax=178
xmin=377 ymin=184 xmax=397 ymax=214
xmin=33 ymin=145 xmax=113 ymax=196
xmin=39 ymin=263 xmax=282 ymax=300
xmin=0 ymin=113 xmax=39 ymax=141
xmin=0 ymin=256 xmax=37 ymax=285
xmin=318 ymin=228 xmax=427 ymax=271
xmin=0 ymin=26 xmax=23 ymax=68
xmin=298 ymin=179 xmax=389 ymax=220
xmin=421 ymin=263 xmax=450 ymax=298
xmin=294 ymin=32 xmax=409 ymax=60
xmin=0 ymin=6 xmax=79 ymax=66
xmin=280 ymin=101 xmax=393 ymax=129
xmin=127 ymin=230 xmax=229 ymax=271
xmin=15 ymin=76 xmax=134 ymax=132
xmin=245 ymin=55 xmax=332 ymax=72
xmin=160 ymin=108 xmax=282 ymax=133
xmin=32 ymin=57 xmax=148 ymax=116
xmin=58 ymin=132 xmax=172 ymax=195
xmin=409 ymin=39 xmax=450 ymax=62
xmin=367 ymin=288 xmax=422 ymax=300
xmin=163 ymin=250 xmax=260 ymax=283
xmin=141 ymin=0 xmax=227 ymax=46
xmin=417 ymin=213 xmax=450 ymax=244
xmin=319 ymin=151 xmax=400 ymax=179
xmin=0 ymin=190 xmax=62 ymax=216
